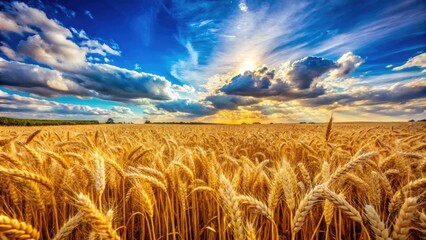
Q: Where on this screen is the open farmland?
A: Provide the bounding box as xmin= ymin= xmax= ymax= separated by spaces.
xmin=0 ymin=123 xmax=425 ymax=239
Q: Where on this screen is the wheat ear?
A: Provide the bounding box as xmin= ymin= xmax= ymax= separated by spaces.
xmin=322 ymin=188 xmax=362 ymax=223
xmin=219 ymin=175 xmax=245 ymax=240
xmin=292 ymin=185 xmax=324 ymax=233
xmin=392 ymin=197 xmax=417 ymax=240
xmin=0 ymin=167 xmax=53 ymax=190
xmin=324 ymin=199 xmax=334 ymax=226
xmin=325 ymin=113 xmax=333 ymax=142
xmin=0 ymin=215 xmax=40 ymax=240
xmin=328 ymin=152 xmax=377 ymax=185
xmin=26 ymin=129 xmax=41 ymax=144
xmin=235 ymin=195 xmax=273 ymax=219
xmin=364 ymin=204 xmax=390 ymax=240
xmin=52 ymin=212 xmax=83 ymax=240
xmin=76 ymin=193 xmax=121 ymax=240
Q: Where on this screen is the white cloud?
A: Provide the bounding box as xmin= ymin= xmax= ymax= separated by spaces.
xmin=327 ymin=52 xmax=364 ymax=79
xmin=70 ymin=27 xmax=89 ymax=39
xmin=0 ymin=43 xmax=22 ymax=60
xmin=0 ymin=2 xmax=178 ymax=103
xmin=0 ymin=12 xmax=34 ymax=34
xmin=0 ymin=58 xmax=92 ymax=97
xmin=111 ymin=106 xmax=134 ymax=114
xmin=0 ymin=57 xmax=178 ymax=102
xmin=0 ymin=93 xmax=111 ymax=116
xmin=2 ymin=2 xmax=87 ymax=67
xmin=82 ymin=40 xmax=121 ymax=56
xmin=0 ymin=2 xmax=119 ymax=68
xmin=18 ymin=34 xmax=86 ymax=67
xmin=393 ymin=52 xmax=426 ymax=72
xmin=238 ymin=1 xmax=248 ymax=12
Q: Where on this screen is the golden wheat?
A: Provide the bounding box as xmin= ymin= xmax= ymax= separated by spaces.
xmin=0 ymin=122 xmax=424 ymax=239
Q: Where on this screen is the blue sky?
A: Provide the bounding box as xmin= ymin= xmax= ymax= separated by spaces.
xmin=0 ymin=0 xmax=425 ymax=123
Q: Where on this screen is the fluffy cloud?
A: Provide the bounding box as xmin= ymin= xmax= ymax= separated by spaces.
xmin=220 ymin=66 xmax=325 ymax=100
xmin=221 ymin=67 xmax=279 ymax=96
xmin=0 ymin=11 xmax=34 ymax=33
xmin=82 ymin=40 xmax=121 ymax=56
xmin=71 ymin=63 xmax=176 ymax=101
xmin=156 ymin=99 xmax=217 ymax=116
xmin=0 ymin=43 xmax=22 ymax=60
xmin=393 ymin=52 xmax=426 ymax=72
xmin=0 ymin=58 xmax=176 ymax=101
xmin=220 ymin=52 xmax=363 ymax=101
xmin=3 ymin=2 xmax=86 ymax=67
xmin=0 ymin=2 xmax=120 ymax=68
xmin=0 ymin=2 xmax=177 ymax=102
xmin=284 ymin=56 xmax=337 ymax=89
xmin=205 ymin=95 xmax=259 ymax=110
xmin=328 ymin=52 xmax=364 ymax=79
xmin=111 ymin=106 xmax=134 ymax=114
xmin=0 ymin=58 xmax=92 ymax=97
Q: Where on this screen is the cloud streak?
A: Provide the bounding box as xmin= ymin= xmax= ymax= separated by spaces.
xmin=0 ymin=89 xmax=132 ymax=117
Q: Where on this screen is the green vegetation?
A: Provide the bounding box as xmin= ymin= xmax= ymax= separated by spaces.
xmin=0 ymin=117 xmax=99 ymax=126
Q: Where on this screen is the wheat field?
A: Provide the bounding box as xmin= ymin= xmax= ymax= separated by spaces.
xmin=0 ymin=122 xmax=425 ymax=240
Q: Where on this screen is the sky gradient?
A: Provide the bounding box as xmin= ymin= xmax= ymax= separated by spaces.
xmin=0 ymin=0 xmax=425 ymax=123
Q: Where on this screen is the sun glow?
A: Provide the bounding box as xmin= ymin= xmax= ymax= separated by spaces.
xmin=239 ymin=60 xmax=256 ymax=74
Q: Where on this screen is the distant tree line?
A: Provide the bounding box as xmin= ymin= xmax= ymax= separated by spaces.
xmin=0 ymin=117 xmax=99 ymax=126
